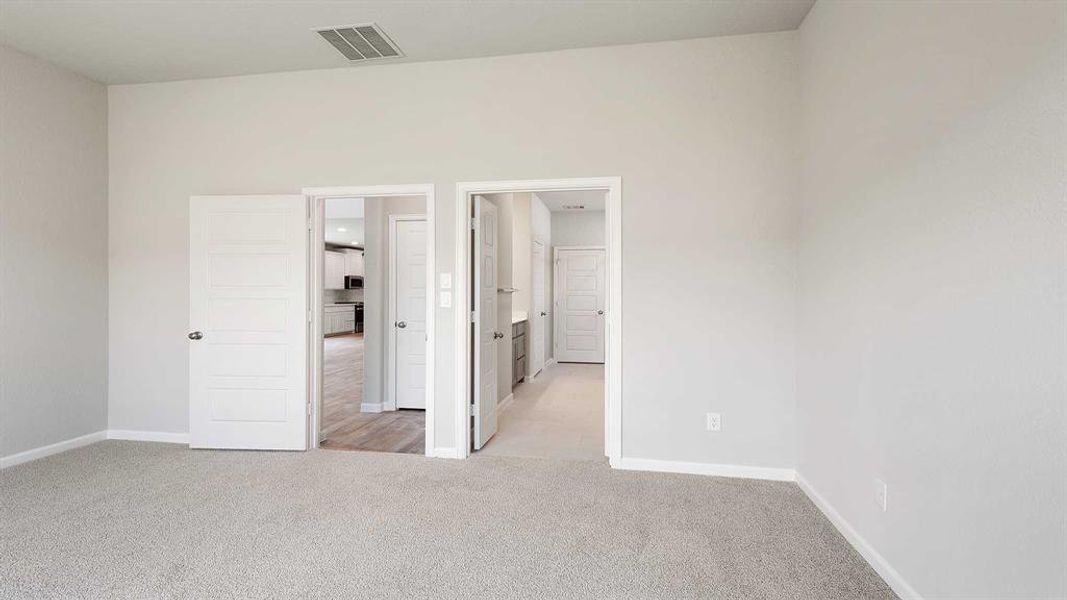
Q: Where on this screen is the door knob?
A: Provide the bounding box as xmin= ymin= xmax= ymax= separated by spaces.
xmin=597 ymin=310 xmax=604 ymax=315
xmin=188 ymin=331 xmax=204 ymax=340
xmin=493 ymin=331 xmax=504 ymax=339
xmin=540 ymin=311 xmax=547 ymax=316
xmin=396 ymin=321 xmax=407 ymax=329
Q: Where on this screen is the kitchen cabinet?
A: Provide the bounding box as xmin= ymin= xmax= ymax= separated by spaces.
xmin=325 ymin=251 xmax=345 ymax=290
xmin=324 ymin=305 xmax=356 ymax=336
xmin=343 ymin=250 xmax=364 ymax=276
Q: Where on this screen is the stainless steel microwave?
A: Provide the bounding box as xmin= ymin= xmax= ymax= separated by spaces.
xmin=344 ymin=275 xmax=363 ymax=289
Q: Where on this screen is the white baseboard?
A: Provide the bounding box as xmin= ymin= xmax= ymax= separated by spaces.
xmin=107 ymin=430 xmax=190 ymax=444
xmin=796 ymin=474 xmax=922 ymax=600
xmin=360 ymin=402 xmax=384 ymax=413
xmin=545 ymin=358 xmax=557 ymax=369
xmin=0 ymin=430 xmax=108 ymax=470
xmin=498 ymin=393 xmax=515 ymax=413
xmin=611 ymin=456 xmax=796 ymax=482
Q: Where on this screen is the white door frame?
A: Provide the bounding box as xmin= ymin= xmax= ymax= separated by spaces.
xmin=387 ymin=214 xmax=428 ymax=411
xmin=553 ymin=245 xmax=607 ymax=364
xmin=454 ymin=177 xmax=622 ymax=462
xmin=303 ymin=184 xmax=436 ymax=456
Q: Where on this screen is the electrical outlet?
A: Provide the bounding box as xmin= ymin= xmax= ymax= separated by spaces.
xmin=875 ymin=479 xmax=888 ymax=512
xmin=440 ymin=273 xmax=452 ymax=289
xmin=439 ymin=290 xmax=452 ymax=308
xmin=705 ymin=412 xmax=721 ymax=432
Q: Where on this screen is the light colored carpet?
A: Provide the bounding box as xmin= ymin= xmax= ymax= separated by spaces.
xmin=0 ymin=441 xmax=897 ymax=599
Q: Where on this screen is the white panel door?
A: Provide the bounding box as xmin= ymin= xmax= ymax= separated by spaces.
xmin=390 ymin=217 xmax=427 ymax=410
xmin=530 ymin=239 xmax=547 ymax=376
xmin=473 ymin=196 xmax=498 ymax=449
xmin=189 ymin=195 xmax=308 ymax=450
xmin=555 ymin=248 xmax=606 ymax=363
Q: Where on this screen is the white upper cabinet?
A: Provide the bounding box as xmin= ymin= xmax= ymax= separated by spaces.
xmin=344 ymin=249 xmax=364 ymax=276
xmin=324 ymin=250 xmax=345 ymax=290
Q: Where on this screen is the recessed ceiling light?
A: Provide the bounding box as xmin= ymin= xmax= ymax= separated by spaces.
xmin=351 ymin=241 xmax=360 ymax=246
xmin=337 ymin=227 xmax=347 ymax=232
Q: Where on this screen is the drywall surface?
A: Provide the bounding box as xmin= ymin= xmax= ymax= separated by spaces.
xmin=108 ymin=32 xmax=799 ymax=465
xmin=0 ymin=45 xmax=108 ymax=457
xmin=551 ymin=210 xmax=606 ymax=247
xmin=797 ymin=2 xmax=1066 ymax=597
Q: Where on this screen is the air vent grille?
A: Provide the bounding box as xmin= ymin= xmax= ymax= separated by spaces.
xmin=561 ymin=204 xmax=586 ymax=210
xmin=317 ymin=24 xmax=403 ymax=62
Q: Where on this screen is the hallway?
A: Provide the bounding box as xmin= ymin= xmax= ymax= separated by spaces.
xmin=478 ymin=362 xmax=605 ymax=462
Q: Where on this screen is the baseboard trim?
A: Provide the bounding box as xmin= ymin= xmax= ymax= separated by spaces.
xmin=360 ymin=402 xmax=384 ymax=413
xmin=107 ymin=430 xmax=190 ymax=445
xmin=612 ymin=456 xmax=795 ymax=482
xmin=498 ymin=393 xmax=515 ymax=413
xmin=0 ymin=430 xmax=108 ymax=470
xmin=796 ymin=473 xmax=922 ymax=600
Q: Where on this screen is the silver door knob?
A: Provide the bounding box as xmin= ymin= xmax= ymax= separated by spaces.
xmin=540 ymin=311 xmax=547 ymax=316
xmin=597 ymin=310 xmax=604 ymax=315
xmin=188 ymin=331 xmax=203 ymax=340
xmin=493 ymin=331 xmax=504 ymax=339
xmin=396 ymin=321 xmax=407 ymax=329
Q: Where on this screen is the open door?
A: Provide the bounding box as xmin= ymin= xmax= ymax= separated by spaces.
xmin=530 ymin=239 xmax=546 ymax=376
xmin=472 ymin=196 xmax=499 ymax=449
xmin=189 ymin=194 xmax=309 ymax=450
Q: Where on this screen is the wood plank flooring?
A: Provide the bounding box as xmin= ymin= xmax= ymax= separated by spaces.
xmin=320 ymin=332 xmax=425 ymax=454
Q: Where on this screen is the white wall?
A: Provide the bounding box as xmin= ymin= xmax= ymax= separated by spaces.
xmin=107 ymin=32 xmax=799 ymax=467
xmin=1 ymin=45 xmax=108 ymax=457
xmin=551 ymin=210 xmax=606 ymax=247
xmin=797 ymin=2 xmax=1066 ymax=598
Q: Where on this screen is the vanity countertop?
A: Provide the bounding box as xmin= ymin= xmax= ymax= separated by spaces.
xmin=511 ymin=311 xmax=528 ymax=324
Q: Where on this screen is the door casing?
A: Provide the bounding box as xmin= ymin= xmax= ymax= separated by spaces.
xmin=304 ymin=184 xmax=436 ymax=456
xmin=453 ymin=178 xmax=622 ymax=463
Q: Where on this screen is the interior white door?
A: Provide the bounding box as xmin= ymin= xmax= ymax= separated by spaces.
xmin=555 ymin=248 xmax=606 ymax=363
xmin=530 ymin=239 xmax=547 ymax=376
xmin=390 ymin=217 xmax=427 ymax=410
xmin=189 ymin=194 xmax=308 ymax=450
xmin=472 ymin=196 xmax=499 ymax=449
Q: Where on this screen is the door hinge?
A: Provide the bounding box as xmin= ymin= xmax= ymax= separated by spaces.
xmin=306 ymin=403 xmax=312 ymax=416
xmin=470 ymin=217 xmax=478 ymax=231
xmin=469 ymin=404 xmax=476 ymax=416
xmin=307 ymin=218 xmax=314 ymax=231
xmin=307 ymin=310 xmax=313 ymax=323
xmin=470 ymin=310 xmax=477 ymax=324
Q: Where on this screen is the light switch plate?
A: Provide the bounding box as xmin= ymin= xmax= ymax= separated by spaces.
xmin=440 ymin=273 xmax=452 ymax=289
xmin=439 ymin=290 xmax=452 ymax=308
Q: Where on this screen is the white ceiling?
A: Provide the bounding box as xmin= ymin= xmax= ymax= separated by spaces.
xmin=536 ymin=190 xmax=607 ymax=212
xmin=0 ymin=1 xmax=815 ymax=84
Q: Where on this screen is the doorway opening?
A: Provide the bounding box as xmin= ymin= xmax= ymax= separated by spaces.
xmin=307 ymin=185 xmax=435 ymax=456
xmin=453 ymin=178 xmax=621 ymax=463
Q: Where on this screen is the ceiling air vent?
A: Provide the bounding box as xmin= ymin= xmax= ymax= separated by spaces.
xmin=316 ymin=24 xmax=403 ymax=62
xmin=561 ymin=204 xmax=586 ymax=210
